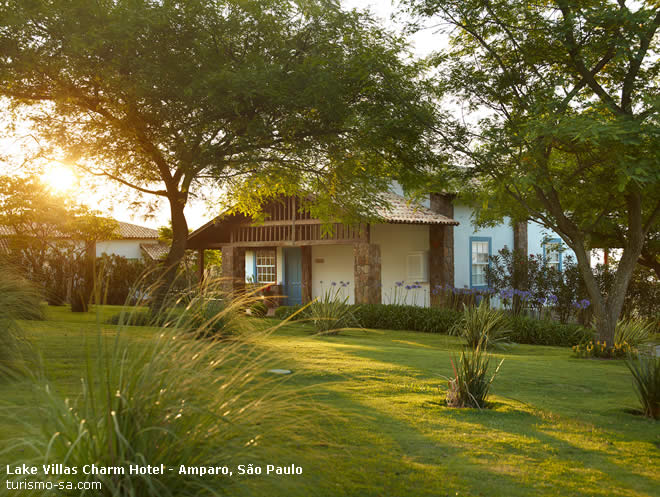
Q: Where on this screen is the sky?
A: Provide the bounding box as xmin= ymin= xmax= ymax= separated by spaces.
xmin=2 ymin=0 xmax=444 ymax=232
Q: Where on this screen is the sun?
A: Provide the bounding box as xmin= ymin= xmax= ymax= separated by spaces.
xmin=41 ymin=165 xmax=78 ymax=193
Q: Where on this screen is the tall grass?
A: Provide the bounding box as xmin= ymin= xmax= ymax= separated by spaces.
xmin=0 ymin=264 xmax=42 ymax=377
xmin=626 ymin=352 xmax=660 ymax=419
xmin=4 ymin=279 xmax=316 ymax=496
xmin=450 ymin=300 xmax=508 ymax=348
xmin=446 ymin=344 xmax=503 ymax=409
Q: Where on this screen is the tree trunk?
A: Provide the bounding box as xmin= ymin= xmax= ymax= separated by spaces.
xmin=151 ymin=195 xmax=188 ymax=311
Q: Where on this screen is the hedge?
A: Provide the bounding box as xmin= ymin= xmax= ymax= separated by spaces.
xmin=506 ymin=316 xmax=594 ymax=347
xmin=353 ymin=304 xmax=461 ymax=334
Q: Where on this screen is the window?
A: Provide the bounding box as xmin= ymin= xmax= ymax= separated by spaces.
xmin=255 ymin=249 xmax=276 ymax=283
xmin=544 ymin=239 xmax=562 ymax=272
xmin=406 ymin=251 xmax=429 ymax=282
xmin=470 ymin=237 xmax=491 ymax=288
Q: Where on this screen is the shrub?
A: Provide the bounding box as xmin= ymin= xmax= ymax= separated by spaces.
xmin=274 ymin=305 xmax=304 ymax=321
xmin=7 ymin=294 xmax=307 ymax=496
xmin=446 ymin=344 xmax=503 ymax=408
xmin=353 ymin=304 xmax=461 ymax=334
xmin=625 ymin=352 xmax=660 ymax=419
xmin=615 ymin=319 xmax=653 ymax=348
xmin=307 ymin=287 xmax=359 ymax=335
xmin=450 ymin=300 xmax=508 ymax=349
xmin=97 ymin=254 xmax=152 ymax=305
xmin=507 ymin=316 xmax=594 ymax=347
xmin=249 ymin=301 xmax=268 ymax=317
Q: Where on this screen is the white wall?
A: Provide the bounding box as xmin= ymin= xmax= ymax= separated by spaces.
xmin=95 ymin=239 xmax=155 ymax=260
xmin=453 ymin=203 xmax=514 ymax=289
xmin=527 ymin=221 xmax=577 ymax=266
xmin=371 ymin=223 xmax=430 ymax=306
xmin=311 ymin=244 xmax=355 ymax=304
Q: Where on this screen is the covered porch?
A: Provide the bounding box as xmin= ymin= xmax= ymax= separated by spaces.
xmin=186 ymin=194 xmax=458 ymax=307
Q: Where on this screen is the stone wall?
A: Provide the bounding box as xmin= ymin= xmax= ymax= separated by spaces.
xmin=353 ymin=242 xmax=381 ymax=304
xmin=221 ymin=246 xmax=245 ymax=294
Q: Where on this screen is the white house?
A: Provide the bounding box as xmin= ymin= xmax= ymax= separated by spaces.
xmin=1 ymin=220 xmax=165 ymax=262
xmin=187 ymin=190 xmax=572 ymax=307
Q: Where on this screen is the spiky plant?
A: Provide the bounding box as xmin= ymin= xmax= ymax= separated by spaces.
xmin=615 ymin=319 xmax=653 ymax=349
xmin=626 ymin=352 xmax=660 ymax=419
xmin=450 ymin=299 xmax=508 ymax=348
xmin=446 ymin=344 xmax=503 ymax=409
xmin=306 ymin=286 xmax=359 ymax=335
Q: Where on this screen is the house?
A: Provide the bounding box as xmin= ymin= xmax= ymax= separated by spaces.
xmin=1 ymin=220 xmax=166 ymax=262
xmin=187 ymin=188 xmax=573 ymax=307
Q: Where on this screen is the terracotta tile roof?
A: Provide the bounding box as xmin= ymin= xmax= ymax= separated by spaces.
xmin=116 ymin=221 xmax=158 ymax=239
xmin=376 ymin=192 xmax=458 ymax=225
xmin=140 ymin=242 xmax=169 ymax=261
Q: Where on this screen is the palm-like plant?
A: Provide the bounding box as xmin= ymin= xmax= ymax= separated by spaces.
xmin=450 ymin=299 xmax=508 ymax=348
xmin=626 ymin=352 xmax=660 ymax=419
xmin=615 ymin=319 xmax=653 ymax=349
xmin=447 ymin=344 xmax=503 ymax=409
xmin=307 ymin=286 xmax=359 ymax=335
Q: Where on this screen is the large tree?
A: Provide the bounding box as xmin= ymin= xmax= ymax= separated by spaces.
xmin=404 ymin=0 xmax=660 ymax=342
xmin=0 ymin=0 xmax=440 ymax=305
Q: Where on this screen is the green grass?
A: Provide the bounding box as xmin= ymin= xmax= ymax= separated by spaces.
xmin=1 ymin=308 xmax=658 ymax=497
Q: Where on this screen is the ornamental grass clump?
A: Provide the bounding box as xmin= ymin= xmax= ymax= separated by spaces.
xmin=450 ymin=299 xmax=508 ymax=349
xmin=446 ymin=344 xmax=503 ymax=409
xmin=4 ymin=287 xmax=311 ymax=497
xmin=0 ymin=263 xmax=42 ymax=377
xmin=307 ymin=283 xmax=359 ymax=335
xmin=625 ymin=352 xmax=660 ymax=419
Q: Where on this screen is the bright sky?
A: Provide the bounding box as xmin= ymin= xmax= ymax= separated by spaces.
xmin=1 ymin=0 xmax=445 ymax=232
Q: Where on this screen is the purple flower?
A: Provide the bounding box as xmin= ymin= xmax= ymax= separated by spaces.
xmin=331 ymin=282 xmax=337 ymax=286
xmin=395 ymin=281 xmax=403 ymax=287
xmin=405 ymin=285 xmax=412 ymax=290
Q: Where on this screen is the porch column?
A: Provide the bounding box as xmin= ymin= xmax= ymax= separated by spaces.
xmin=301 ymin=245 xmax=312 ymax=304
xmin=221 ymin=246 xmax=245 ymax=294
xmin=429 ymin=193 xmax=455 ymax=305
xmin=353 ymin=243 xmax=381 ymax=305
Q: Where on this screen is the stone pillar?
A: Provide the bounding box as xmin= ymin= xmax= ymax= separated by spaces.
xmin=429 ymin=193 xmax=455 ymax=305
xmin=513 ymin=221 xmax=528 ymax=255
xmin=353 ymin=243 xmax=381 ymax=305
xmin=301 ymin=245 xmax=312 ymax=303
xmin=221 ymin=246 xmax=245 ymax=294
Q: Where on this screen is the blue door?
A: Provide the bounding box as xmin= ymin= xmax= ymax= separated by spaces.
xmin=284 ymin=247 xmax=302 ymax=306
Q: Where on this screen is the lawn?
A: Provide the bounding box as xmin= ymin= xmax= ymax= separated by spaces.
xmin=1 ymin=306 xmax=658 ymax=497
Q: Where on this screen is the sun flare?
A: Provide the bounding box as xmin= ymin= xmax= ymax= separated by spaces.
xmin=41 ymin=165 xmax=77 ymax=193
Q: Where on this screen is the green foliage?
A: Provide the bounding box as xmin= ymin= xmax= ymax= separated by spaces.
xmin=353 ymin=304 xmax=461 ymax=334
xmin=249 ymin=301 xmax=268 ymax=318
xmin=404 ymin=0 xmax=660 ymax=344
xmin=7 ymin=308 xmax=304 ymax=495
xmin=273 ymin=305 xmax=305 ymax=321
xmin=446 ymin=344 xmax=503 ymax=409
xmin=450 ymin=301 xmax=508 ymax=349
xmin=0 ymin=264 xmax=41 ymax=377
xmin=307 ymin=287 xmax=359 ymax=335
xmin=625 ymin=352 xmax=660 ymax=419
xmin=97 ymin=254 xmax=152 ymax=306
xmin=614 ymin=319 xmax=653 ymax=349
xmin=507 ymin=316 xmax=593 ymax=347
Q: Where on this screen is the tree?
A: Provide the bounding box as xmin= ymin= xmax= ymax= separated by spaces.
xmin=404 ymin=0 xmax=660 ymax=342
xmin=0 ymin=174 xmax=117 ymax=308
xmin=0 ymin=0 xmax=440 ymax=307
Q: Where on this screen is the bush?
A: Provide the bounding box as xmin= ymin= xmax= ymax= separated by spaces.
xmin=274 ymin=305 xmax=304 ymax=321
xmin=353 ymin=304 xmax=461 ymax=334
xmin=7 ymin=292 xmax=307 ymax=496
xmin=446 ymin=344 xmax=503 ymax=408
xmin=249 ymin=301 xmax=268 ymax=317
xmin=307 ymin=287 xmax=359 ymax=335
xmin=450 ymin=301 xmax=508 ymax=349
xmin=626 ymin=352 xmax=660 ymax=419
xmin=507 ymin=316 xmax=594 ymax=347
xmin=97 ymin=254 xmax=152 ymax=305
